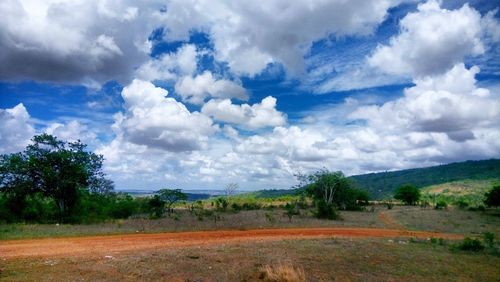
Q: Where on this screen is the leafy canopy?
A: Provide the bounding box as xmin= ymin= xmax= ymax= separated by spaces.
xmin=394 ymin=184 xmax=421 ymax=205
xmin=0 ymin=134 xmax=113 ymax=222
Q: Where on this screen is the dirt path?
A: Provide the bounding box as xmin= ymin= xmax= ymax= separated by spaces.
xmin=379 ymin=211 xmax=406 ymax=230
xmin=0 ymin=227 xmax=463 ymax=259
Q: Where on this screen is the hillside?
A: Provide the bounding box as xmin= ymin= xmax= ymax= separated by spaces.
xmin=420 ymin=179 xmax=499 ymax=207
xmin=351 ymin=159 xmax=500 ymax=199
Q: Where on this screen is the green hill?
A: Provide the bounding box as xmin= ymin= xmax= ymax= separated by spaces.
xmin=350 ymin=159 xmax=500 ymax=199
xmin=420 ymin=179 xmax=499 ymax=207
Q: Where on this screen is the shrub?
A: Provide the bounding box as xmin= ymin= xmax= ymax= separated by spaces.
xmin=455 ymin=238 xmax=484 ymax=252
xmin=483 ymin=232 xmax=495 ymax=248
xmin=265 ymin=211 xmax=276 ymax=223
xmin=215 ymin=197 xmax=229 ymax=211
xmin=434 ymin=200 xmax=447 ymax=210
xmin=484 ymin=185 xmax=500 ymax=207
xmin=454 ymin=199 xmax=469 ymax=209
xmin=315 ymin=200 xmax=339 ymax=220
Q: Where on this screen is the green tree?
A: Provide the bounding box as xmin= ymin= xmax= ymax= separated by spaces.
xmin=148 ymin=195 xmax=165 ymax=218
xmin=157 ymin=188 xmax=188 ymax=214
xmin=484 ymin=185 xmax=500 ymax=207
xmin=297 ymin=169 xmax=369 ymax=219
xmin=0 ymin=134 xmax=113 ymax=222
xmin=394 ymin=184 xmax=421 ymax=205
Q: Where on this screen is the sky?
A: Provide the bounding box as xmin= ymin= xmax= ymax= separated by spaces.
xmin=0 ymin=0 xmax=499 ymax=191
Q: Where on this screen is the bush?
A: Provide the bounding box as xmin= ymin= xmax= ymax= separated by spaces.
xmin=454 ymin=199 xmax=469 ymax=209
xmin=315 ymin=200 xmax=339 ymax=220
xmin=483 ymin=232 xmax=495 ymax=248
xmin=258 ymin=264 xmax=305 ymax=282
xmin=455 ymin=238 xmax=484 ymax=252
xmin=434 ymin=200 xmax=447 ymax=210
xmin=214 ymin=197 xmax=229 ymax=211
xmin=484 ymin=185 xmax=500 ymax=207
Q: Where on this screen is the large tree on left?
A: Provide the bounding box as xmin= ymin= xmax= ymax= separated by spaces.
xmin=0 ymin=134 xmax=113 ymax=222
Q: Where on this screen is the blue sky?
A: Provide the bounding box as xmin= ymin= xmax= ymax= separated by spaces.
xmin=1 ymin=0 xmax=499 ymax=191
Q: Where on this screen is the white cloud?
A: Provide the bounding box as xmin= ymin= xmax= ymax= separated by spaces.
xmin=201 ymin=96 xmax=287 ymax=129
xmin=350 ymin=64 xmax=499 ymax=141
xmin=44 ymin=120 xmax=97 ymax=144
xmin=135 ymin=44 xmax=198 ymax=81
xmin=0 ymin=103 xmax=35 ymax=154
xmin=161 ymin=0 xmax=406 ymax=77
xmin=175 ymin=71 xmax=248 ymax=105
xmin=368 ymin=0 xmax=490 ymax=77
xmin=113 ymin=79 xmax=219 ymax=152
xmin=0 ymin=0 xmax=162 ymax=85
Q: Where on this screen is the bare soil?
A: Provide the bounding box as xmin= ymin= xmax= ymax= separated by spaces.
xmin=0 ymin=227 xmax=463 ymax=259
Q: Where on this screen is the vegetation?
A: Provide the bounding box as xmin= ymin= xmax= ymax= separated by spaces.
xmin=393 ymin=184 xmax=421 ymax=205
xmin=351 ymin=159 xmax=500 ymax=198
xmin=297 ymin=169 xmax=370 ymax=219
xmin=0 ymin=134 xmax=115 ymax=223
xmin=157 ymin=188 xmax=188 ymax=214
xmin=484 ymin=185 xmax=500 ymax=207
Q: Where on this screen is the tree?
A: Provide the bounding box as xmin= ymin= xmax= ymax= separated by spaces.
xmin=157 ymin=188 xmax=188 ymax=214
xmin=484 ymin=185 xmax=500 ymax=207
xmin=224 ymin=183 xmax=238 ymax=197
xmin=296 ymin=169 xmax=369 ymax=219
xmin=394 ymin=184 xmax=420 ymax=205
xmin=0 ymin=134 xmax=113 ymax=222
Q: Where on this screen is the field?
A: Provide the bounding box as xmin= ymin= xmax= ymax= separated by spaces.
xmin=1 ymin=205 xmax=499 ymax=281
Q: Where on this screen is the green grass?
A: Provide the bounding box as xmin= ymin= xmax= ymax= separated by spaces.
xmin=420 ymin=179 xmax=499 ymax=207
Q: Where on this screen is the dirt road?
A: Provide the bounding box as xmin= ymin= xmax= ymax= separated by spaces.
xmin=0 ymin=227 xmax=463 ymax=259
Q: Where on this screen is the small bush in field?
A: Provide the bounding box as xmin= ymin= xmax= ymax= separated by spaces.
xmin=454 ymin=238 xmax=484 ymax=252
xmin=483 ymin=232 xmax=495 ymax=248
xmin=315 ymin=200 xmax=339 ymax=220
xmin=434 ymin=200 xmax=447 ymax=210
xmin=259 ymin=264 xmax=305 ymax=282
xmin=454 ymin=199 xmax=469 ymax=209
xmin=265 ymin=212 xmax=276 ymax=223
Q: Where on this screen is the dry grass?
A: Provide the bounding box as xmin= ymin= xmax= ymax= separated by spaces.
xmin=2 ymin=238 xmax=499 ymax=281
xmin=259 ymin=264 xmax=306 ymax=282
xmin=387 ymin=206 xmax=500 ymax=237
xmin=0 ymin=208 xmax=384 ymax=240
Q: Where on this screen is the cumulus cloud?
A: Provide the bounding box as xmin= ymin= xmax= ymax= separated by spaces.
xmin=45 ymin=120 xmax=97 ymax=144
xmin=135 ymin=44 xmax=198 ymax=81
xmin=0 ymin=0 xmax=161 ymax=86
xmin=0 ymin=103 xmax=35 ymax=154
xmin=161 ymin=0 xmax=405 ymax=77
xmin=368 ymin=0 xmax=494 ymax=77
xmin=113 ymin=79 xmax=218 ymax=152
xmin=175 ymin=71 xmax=248 ymax=105
xmin=350 ymin=64 xmax=499 ymax=141
xmin=201 ymin=96 xmax=287 ymax=129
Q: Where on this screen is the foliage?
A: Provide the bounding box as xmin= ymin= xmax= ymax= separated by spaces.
xmin=157 ymin=188 xmax=188 ymax=214
xmin=434 ymin=200 xmax=447 ymax=210
xmin=0 ymin=134 xmax=113 ymax=223
xmin=454 ymin=237 xmax=485 ymax=252
xmin=148 ymin=195 xmax=165 ymax=218
xmin=484 ymin=185 xmax=500 ymax=207
xmin=394 ymin=184 xmax=421 ymax=205
xmin=284 ymin=202 xmax=300 ymax=222
xmin=315 ymin=199 xmax=339 ymax=220
xmin=214 ymin=197 xmax=229 ymax=211
xmin=483 ymin=232 xmax=495 ymax=248
xmin=351 ymin=159 xmax=500 ymax=199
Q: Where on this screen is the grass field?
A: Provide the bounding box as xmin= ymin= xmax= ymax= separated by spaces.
xmin=2 ymin=238 xmax=499 ymax=281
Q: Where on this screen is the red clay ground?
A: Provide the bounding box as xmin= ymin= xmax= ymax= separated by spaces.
xmin=0 ymin=227 xmax=463 ymax=259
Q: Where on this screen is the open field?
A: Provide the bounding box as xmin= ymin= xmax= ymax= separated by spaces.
xmin=2 ymin=238 xmax=498 ymax=281
xmin=1 ymin=206 xmax=498 ymax=281
xmin=2 ymin=206 xmax=498 ymax=240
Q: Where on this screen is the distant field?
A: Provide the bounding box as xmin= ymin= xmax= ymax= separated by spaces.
xmin=420 ymin=179 xmax=499 ymax=207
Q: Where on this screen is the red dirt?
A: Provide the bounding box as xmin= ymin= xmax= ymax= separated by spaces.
xmin=0 ymin=227 xmax=463 ymax=259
